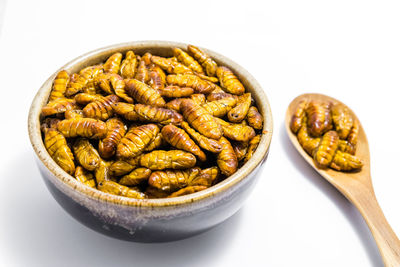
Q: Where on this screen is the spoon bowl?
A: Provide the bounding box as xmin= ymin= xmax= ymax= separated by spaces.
xmin=285 ymin=93 xmax=400 ymax=266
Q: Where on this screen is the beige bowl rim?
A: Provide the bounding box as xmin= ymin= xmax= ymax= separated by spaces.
xmin=28 ymin=40 xmax=273 ymax=207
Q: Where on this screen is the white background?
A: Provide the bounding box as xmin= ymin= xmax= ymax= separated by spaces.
xmin=0 ymin=0 xmax=399 ymax=266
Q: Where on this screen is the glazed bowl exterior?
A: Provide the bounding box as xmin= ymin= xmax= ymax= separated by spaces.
xmin=28 ymin=41 xmax=273 ymax=242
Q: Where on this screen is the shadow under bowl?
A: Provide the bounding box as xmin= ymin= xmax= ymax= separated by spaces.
xmin=28 ymin=41 xmax=273 ymax=243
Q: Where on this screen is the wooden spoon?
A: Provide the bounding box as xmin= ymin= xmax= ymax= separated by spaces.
xmin=285 ymin=93 xmax=400 ymax=266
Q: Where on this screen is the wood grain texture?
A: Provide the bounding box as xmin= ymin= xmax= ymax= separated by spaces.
xmin=285 ymin=93 xmax=400 ymax=266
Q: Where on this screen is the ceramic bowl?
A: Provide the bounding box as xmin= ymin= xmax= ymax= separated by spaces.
xmin=28 ymin=41 xmax=273 ymax=243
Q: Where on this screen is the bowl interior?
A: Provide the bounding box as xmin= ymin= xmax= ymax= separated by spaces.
xmin=28 ymin=40 xmax=273 ymax=207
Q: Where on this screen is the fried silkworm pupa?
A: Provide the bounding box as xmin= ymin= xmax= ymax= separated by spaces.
xmin=247 ymin=106 xmax=263 ymax=130
xmin=99 ymin=118 xmax=126 ymax=159
xmin=121 ymin=156 xmax=140 ymax=166
xmin=227 ymin=93 xmax=252 ymax=122
xmin=49 ymin=70 xmax=70 ymax=101
xmin=313 ymin=131 xmax=339 ymax=168
xmin=64 ymin=73 xmax=83 ymax=97
xmin=165 ymin=98 xmax=184 ymax=112
xmin=297 ymin=123 xmax=320 ymax=155
xmin=190 ymin=94 xmax=207 ymax=106
xmin=65 ymin=65 xmax=102 ymax=96
xmin=135 ymin=53 xmax=151 ymax=83
xmin=117 ymin=124 xmax=160 ymax=158
xmin=96 ymin=72 xmax=133 ymax=101
xmin=144 ymin=133 xmax=165 ymax=152
xmin=57 ymin=118 xmax=107 ymax=139
xmin=331 ymin=103 xmax=354 ymax=139
xmin=180 ymin=121 xmax=222 ymax=153
xmin=190 ymin=94 xmax=206 ymax=106
xmin=112 ymin=102 xmax=142 ymax=121
xmin=134 ymin=103 xmax=183 ymax=125
xmin=347 ymin=120 xmax=359 ymax=148
xmin=72 ymin=138 xmax=101 ymax=171
xmin=167 ymin=74 xmax=216 ymax=94
xmin=187 ymin=45 xmax=218 ymax=77
xmin=306 ymin=100 xmax=333 ymax=137
xmin=83 ymin=94 xmax=120 ymax=120
xmin=338 ymin=140 xmax=356 ymax=155
xmin=148 ymin=167 xmax=201 ymax=192
xmin=190 ymin=94 xmax=204 ymax=106
xmin=75 ymin=166 xmax=96 ymax=188
xmin=94 ymin=160 xmax=112 ymax=183
xmin=80 ymin=65 xmax=104 ymax=95
xmin=158 ymin=86 xmax=194 ymax=98
xmin=189 ymin=167 xmax=219 ymax=187
xmin=201 ymin=95 xmax=238 ymax=117
xmin=216 ymin=66 xmax=245 ymax=95
xmin=209 ymin=86 xmax=226 ymax=94
xmin=232 ymin=141 xmax=248 ymax=161
xmin=195 ymin=73 xmax=219 ymax=83
xmin=65 ymin=73 xmax=86 ymax=97
xmin=214 ymin=117 xmax=255 ymax=142
xmin=64 ymin=109 xmax=83 ymax=119
xmin=290 ymin=100 xmax=308 ymax=134
xmin=119 ymin=168 xmax=152 ymax=186
xmin=173 ymin=47 xmax=204 ymax=74
xmin=74 ymin=93 xmax=104 ymax=105
xmin=180 ymin=99 xmax=223 ymax=140
xmin=95 ymin=73 xmax=115 ymax=94
xmin=217 ymin=137 xmax=238 ymax=176
xmin=330 ymin=150 xmax=363 ymax=171
xmin=168 ymin=186 xmax=208 ymax=198
xmin=98 ymin=180 xmax=147 ymax=199
xmin=151 ymin=55 xmax=193 ymax=75
xmin=207 ymin=91 xmax=238 ymax=102
xmin=141 ymin=52 xmax=153 ymax=65
xmin=139 ymin=150 xmax=196 ymax=170
xmin=125 ymin=79 xmax=166 ymax=107
xmin=111 ymin=78 xmax=133 ymax=104
xmin=41 ymin=98 xmax=78 ymax=117
xmin=149 ymin=65 xmax=166 ymax=90
xmin=206 ymin=92 xmax=237 ymax=102
xmin=43 ymin=128 xmax=75 ymax=175
xmin=120 ymin=51 xmax=137 ymax=79
xmin=243 ymin=135 xmax=261 ymax=163
xmin=161 ymin=125 xmax=206 ymax=161
xmin=109 ymin=160 xmax=137 ymax=176
xmin=101 ymin=73 xmax=134 ymax=103
xmin=104 ymin=52 xmax=122 ymax=74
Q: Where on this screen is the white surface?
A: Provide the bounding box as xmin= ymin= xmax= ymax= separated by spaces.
xmin=0 ymin=0 xmax=399 ymax=266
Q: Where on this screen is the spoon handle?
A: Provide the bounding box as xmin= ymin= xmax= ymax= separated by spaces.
xmin=350 ymin=187 xmax=400 ymax=266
